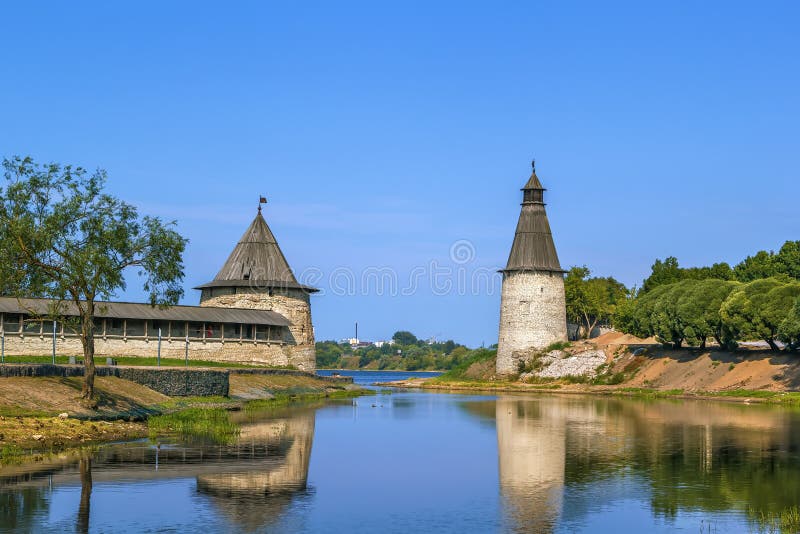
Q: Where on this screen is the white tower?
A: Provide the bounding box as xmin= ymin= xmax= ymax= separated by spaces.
xmin=496 ymin=161 xmax=567 ymax=376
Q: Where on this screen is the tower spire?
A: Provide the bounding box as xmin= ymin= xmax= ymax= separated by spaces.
xmin=504 ymin=161 xmax=561 ymax=273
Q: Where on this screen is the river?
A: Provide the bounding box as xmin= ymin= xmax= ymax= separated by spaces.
xmin=2 ymin=371 xmax=799 ymax=533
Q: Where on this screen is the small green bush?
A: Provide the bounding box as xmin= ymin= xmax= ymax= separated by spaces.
xmin=545 ymin=341 xmax=572 ymax=352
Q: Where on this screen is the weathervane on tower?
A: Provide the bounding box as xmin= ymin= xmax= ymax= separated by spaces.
xmin=258 ymin=195 xmax=268 ymax=212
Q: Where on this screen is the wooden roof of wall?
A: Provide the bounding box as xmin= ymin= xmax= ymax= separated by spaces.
xmin=0 ymin=297 xmax=291 ymax=326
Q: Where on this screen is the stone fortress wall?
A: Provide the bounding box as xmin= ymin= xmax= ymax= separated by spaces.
xmin=0 ymin=331 xmax=297 ymax=368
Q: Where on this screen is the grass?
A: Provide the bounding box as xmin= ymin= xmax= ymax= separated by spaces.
xmin=544 ymin=341 xmax=572 ymax=352
xmin=0 ymin=354 xmax=295 ymax=369
xmin=157 ymin=395 xmax=237 ymax=411
xmin=0 ymin=406 xmax=55 ymax=418
xmin=0 ymin=444 xmax=24 ymax=464
xmin=705 ymin=390 xmax=800 ymax=404
xmin=431 ymin=349 xmax=496 ymax=382
xmin=615 ymin=387 xmax=685 ymax=398
xmin=148 ymin=408 xmax=240 ymax=444
xmin=749 ymin=506 xmax=800 ymax=533
xmin=244 ymin=388 xmax=366 ymax=411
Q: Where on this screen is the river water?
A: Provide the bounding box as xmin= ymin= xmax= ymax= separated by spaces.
xmin=2 ymin=371 xmax=799 ymax=533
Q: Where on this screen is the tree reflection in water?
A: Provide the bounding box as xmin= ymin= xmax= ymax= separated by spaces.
xmin=0 ymin=405 xmax=316 ymax=533
xmin=4 ymin=395 xmax=800 ymax=532
xmin=77 ymin=457 xmax=92 ymax=534
xmin=486 ymin=395 xmax=800 ymax=532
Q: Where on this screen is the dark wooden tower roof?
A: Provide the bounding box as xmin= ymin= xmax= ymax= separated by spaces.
xmin=195 ymin=206 xmax=318 ymax=292
xmin=503 ymin=160 xmax=564 ymax=273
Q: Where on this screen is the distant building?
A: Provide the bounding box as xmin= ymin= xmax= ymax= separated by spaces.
xmin=496 ymin=161 xmax=568 ymax=376
xmin=0 ymin=203 xmax=318 ymax=371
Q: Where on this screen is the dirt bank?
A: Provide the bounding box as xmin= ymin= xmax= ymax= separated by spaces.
xmin=382 ymin=336 xmax=800 ymax=400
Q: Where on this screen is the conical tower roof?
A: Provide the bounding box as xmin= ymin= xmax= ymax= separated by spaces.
xmin=195 ymin=207 xmax=318 ymax=292
xmin=503 ymin=161 xmax=563 ymax=273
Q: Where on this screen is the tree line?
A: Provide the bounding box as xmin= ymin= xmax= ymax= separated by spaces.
xmin=615 ymin=277 xmax=800 ymax=350
xmin=620 ymin=241 xmax=800 ymax=350
xmin=567 ymin=241 xmax=800 ymax=351
xmin=316 ymin=330 xmax=490 ymax=371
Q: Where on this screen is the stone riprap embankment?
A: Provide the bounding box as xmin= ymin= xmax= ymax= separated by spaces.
xmin=116 ymin=367 xmax=229 ymax=397
xmin=521 ymin=349 xmax=608 ymax=380
xmin=0 ymin=364 xmax=228 ymax=396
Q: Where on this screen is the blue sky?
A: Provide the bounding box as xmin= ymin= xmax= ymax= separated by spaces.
xmin=1 ymin=1 xmax=797 ymax=346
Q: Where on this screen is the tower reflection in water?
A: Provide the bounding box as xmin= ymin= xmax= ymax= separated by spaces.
xmin=0 ymin=406 xmax=316 ymax=533
xmin=196 ymin=407 xmax=316 ymax=531
xmin=496 ymin=397 xmax=565 ymax=533
xmin=492 ymin=394 xmax=800 ymax=533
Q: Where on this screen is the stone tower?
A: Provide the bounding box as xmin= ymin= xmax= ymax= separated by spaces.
xmin=196 ymin=204 xmax=318 ymax=371
xmin=496 ymin=161 xmax=567 ymax=376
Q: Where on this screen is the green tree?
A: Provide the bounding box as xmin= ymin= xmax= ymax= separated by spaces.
xmin=675 ymin=279 xmax=739 ymax=349
xmin=720 ymin=278 xmax=800 ymax=350
xmin=0 ymin=156 xmax=187 ymax=400
xmin=778 ymin=298 xmax=800 ymax=350
xmin=315 ymin=341 xmax=344 ymax=368
xmin=392 ymin=330 xmax=418 ymax=345
xmin=684 ymin=262 xmax=734 ymax=281
xmin=775 ymin=241 xmax=800 ymax=280
xmin=733 ymin=250 xmax=777 ymax=282
xmin=565 ymin=266 xmax=628 ymax=338
xmin=642 ymin=257 xmax=682 ymax=293
xmin=650 ymin=281 xmax=698 ymax=349
xmin=614 ymin=284 xmax=672 ymax=340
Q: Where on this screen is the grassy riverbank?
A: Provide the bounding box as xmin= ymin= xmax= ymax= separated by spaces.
xmin=0 ymin=372 xmax=368 ymax=453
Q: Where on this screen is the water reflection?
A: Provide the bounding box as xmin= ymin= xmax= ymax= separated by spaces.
xmin=0 ymin=406 xmax=316 ymax=533
xmin=197 ymin=407 xmax=315 ymax=531
xmin=489 ymin=395 xmax=800 ymax=532
xmin=496 ymin=398 xmax=565 ymax=533
xmin=4 ymin=393 xmax=800 ymax=532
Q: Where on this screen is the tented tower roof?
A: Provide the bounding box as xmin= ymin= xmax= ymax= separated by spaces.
xmin=195 ymin=208 xmax=318 ymax=292
xmin=503 ymin=162 xmax=564 ymax=273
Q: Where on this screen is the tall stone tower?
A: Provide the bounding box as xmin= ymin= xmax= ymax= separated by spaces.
xmin=496 ymin=161 xmax=567 ymax=376
xmin=196 ymin=204 xmax=318 ymax=370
